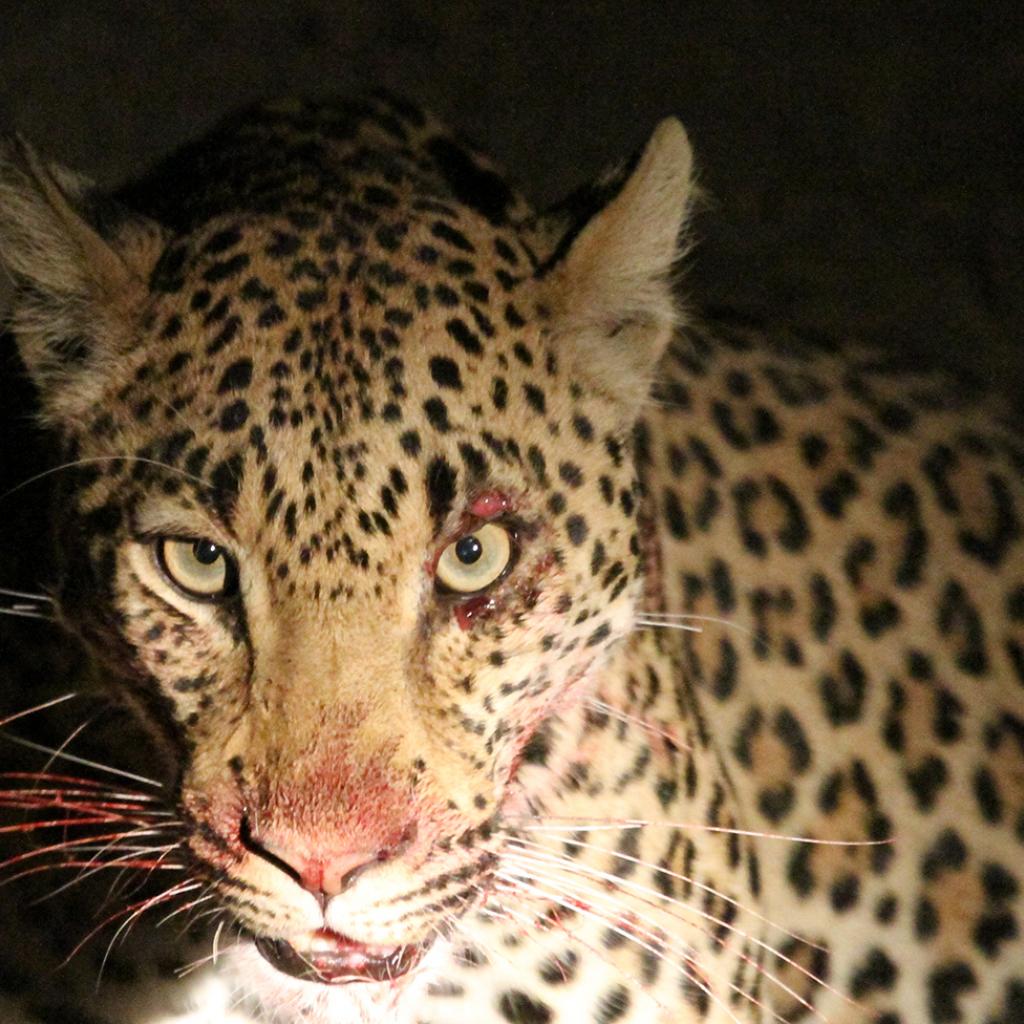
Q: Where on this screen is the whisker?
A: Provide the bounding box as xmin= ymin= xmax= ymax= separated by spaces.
xmin=475 ymin=884 xmax=681 ymax=1018
xmin=157 ymin=892 xmax=216 ymax=928
xmin=32 ymin=843 xmax=182 ymax=904
xmin=1 ymin=455 xmax=210 ymax=504
xmin=585 ymin=697 xmax=691 ymax=752
xmin=95 ymin=881 xmax=202 ymax=983
xmin=0 ymin=730 xmax=163 ymax=788
xmin=498 ymin=860 xmax=811 ymax=1024
xmin=174 ymin=917 xmax=239 ymax=979
xmin=0 ymin=694 xmax=78 ymax=729
xmin=36 ymin=714 xmax=97 ymax=783
xmin=506 ymin=831 xmax=826 ymax=954
xmin=0 ymin=825 xmax=166 ymax=875
xmin=501 ymin=845 xmax=849 ymax=1020
xmin=0 ymin=587 xmax=52 ymax=603
xmin=511 ymin=816 xmax=894 ymax=846
xmin=0 ymin=606 xmax=53 ymax=622
xmin=495 ymin=871 xmax=742 ymax=1024
xmin=633 ymin=618 xmax=703 ymax=633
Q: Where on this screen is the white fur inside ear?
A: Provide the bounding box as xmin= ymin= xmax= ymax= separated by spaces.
xmin=541 ymin=118 xmax=696 ymax=412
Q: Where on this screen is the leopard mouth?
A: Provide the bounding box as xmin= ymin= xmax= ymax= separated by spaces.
xmin=254 ymin=929 xmax=432 ymax=985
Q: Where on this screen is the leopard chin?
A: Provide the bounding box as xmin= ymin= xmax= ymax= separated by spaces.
xmin=224 ymin=938 xmax=444 ymax=1023
xmin=254 ymin=929 xmax=433 ymax=985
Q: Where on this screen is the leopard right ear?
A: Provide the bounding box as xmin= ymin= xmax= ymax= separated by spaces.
xmin=0 ymin=135 xmax=165 ymax=425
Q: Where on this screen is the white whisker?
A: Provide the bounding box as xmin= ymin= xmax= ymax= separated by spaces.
xmin=511 ymin=816 xmax=894 ymax=846
xmin=0 ymin=587 xmax=52 ymax=603
xmin=634 ymin=618 xmax=703 ymax=633
xmin=0 ymin=731 xmax=163 ymax=788
xmin=495 ymin=871 xmax=744 ymax=1024
xmin=0 ymin=606 xmax=52 ymax=621
xmin=501 ymin=842 xmax=845 ymax=1018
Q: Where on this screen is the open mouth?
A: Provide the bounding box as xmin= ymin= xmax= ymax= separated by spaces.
xmin=255 ymin=929 xmax=432 ymax=985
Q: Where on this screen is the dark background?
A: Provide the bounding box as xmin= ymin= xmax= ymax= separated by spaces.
xmin=1 ymin=1 xmax=1021 ymax=388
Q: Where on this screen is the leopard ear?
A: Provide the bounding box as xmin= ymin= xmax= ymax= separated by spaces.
xmin=533 ymin=118 xmax=696 ymax=415
xmin=0 ymin=135 xmax=165 ymax=425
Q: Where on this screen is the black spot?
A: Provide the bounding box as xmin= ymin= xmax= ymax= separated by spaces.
xmin=523 ymin=384 xmax=546 ymax=414
xmin=915 ymin=896 xmax=939 ymax=938
xmin=217 ymin=358 xmax=253 ymax=394
xmin=937 ymin=579 xmax=988 ymax=675
xmin=960 ymin=473 xmax=1020 ymax=567
xmin=849 ymin=948 xmax=897 ymax=998
xmin=566 ymin=515 xmax=588 ymax=545
xmin=219 ymin=400 xmax=249 ymax=432
xmin=818 ymin=470 xmax=860 ymax=517
xmin=429 ymin=356 xmax=463 ymax=390
xmin=206 ymin=315 xmax=241 ymax=356
xmin=774 ymin=707 xmax=812 ymax=773
xmin=921 ymin=828 xmax=967 ymax=880
xmin=203 ymin=251 xmax=250 ymax=283
xmin=594 ymin=985 xmax=630 ymax=1024
xmin=809 ymin=572 xmax=837 ymax=641
xmin=981 ymin=863 xmax=1018 ymax=902
xmin=801 ymin=432 xmax=829 ymax=467
xmin=831 ymin=874 xmax=861 ymax=912
xmin=759 ymin=784 xmax=794 ymax=821
xmin=558 ymin=462 xmax=583 ymax=488
xmin=768 ymin=476 xmax=810 ymax=550
xmin=424 ymin=397 xmax=451 ymax=432
xmin=445 ymin=317 xmax=483 ymax=355
xmin=927 ymin=962 xmax=977 ymax=1023
xmin=819 ymin=650 xmax=868 ymax=726
xmin=861 ymin=599 xmax=901 ymax=637
xmin=209 ymin=453 xmax=244 ymax=521
xmin=167 ymin=350 xmax=192 ymax=374
xmin=906 ymin=755 xmax=948 ymax=811
xmin=537 ymin=949 xmax=578 ymax=985
xmin=426 ymin=135 xmax=516 ymax=225
xmin=973 ymin=767 xmax=1003 ymax=823
xmin=497 ymin=990 xmax=551 ymax=1024
xmin=431 ymin=219 xmax=475 ymax=253
xmin=662 ymin=487 xmax=689 ymax=539
xmin=974 ymin=909 xmax=1017 ymax=957
xmin=203 ymin=226 xmax=242 ymax=254
xmin=426 ymin=457 xmax=458 ymax=527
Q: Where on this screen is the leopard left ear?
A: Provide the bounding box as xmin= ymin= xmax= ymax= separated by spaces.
xmin=0 ymin=135 xmax=165 ymax=426
xmin=533 ymin=118 xmax=696 ymax=415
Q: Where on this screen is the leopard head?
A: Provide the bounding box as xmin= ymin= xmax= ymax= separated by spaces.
xmin=0 ymin=113 xmax=694 ymax=987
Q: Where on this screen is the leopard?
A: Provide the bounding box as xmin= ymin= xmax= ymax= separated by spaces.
xmin=0 ymin=90 xmax=1021 ymax=1024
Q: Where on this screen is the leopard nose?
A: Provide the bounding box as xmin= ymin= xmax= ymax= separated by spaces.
xmin=240 ymin=817 xmax=417 ymax=901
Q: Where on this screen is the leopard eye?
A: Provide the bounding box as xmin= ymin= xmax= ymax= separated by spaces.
xmin=435 ymin=523 xmax=513 ymax=595
xmin=156 ymin=538 xmax=235 ymax=600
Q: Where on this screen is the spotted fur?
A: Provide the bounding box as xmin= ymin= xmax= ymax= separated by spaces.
xmin=0 ymin=92 xmax=1020 ymax=1024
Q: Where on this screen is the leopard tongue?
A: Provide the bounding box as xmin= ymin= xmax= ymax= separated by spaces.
xmin=255 ymin=929 xmax=426 ymax=984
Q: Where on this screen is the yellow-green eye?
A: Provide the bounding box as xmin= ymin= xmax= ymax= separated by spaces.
xmin=156 ymin=538 xmax=235 ymax=600
xmin=435 ymin=523 xmax=513 ymax=594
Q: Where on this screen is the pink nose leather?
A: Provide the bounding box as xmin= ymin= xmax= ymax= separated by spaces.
xmin=289 ymin=848 xmax=382 ymax=898
xmin=243 ymin=820 xmax=417 ymax=900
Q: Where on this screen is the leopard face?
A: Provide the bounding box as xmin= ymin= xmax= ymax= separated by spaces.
xmin=0 ymin=97 xmax=695 ymax=981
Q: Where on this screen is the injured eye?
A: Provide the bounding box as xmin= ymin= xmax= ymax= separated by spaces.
xmin=156 ymin=538 xmax=237 ymax=600
xmin=435 ymin=523 xmax=514 ymax=595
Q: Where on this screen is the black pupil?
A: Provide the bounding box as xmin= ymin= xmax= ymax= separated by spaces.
xmin=455 ymin=535 xmax=483 ymax=565
xmin=192 ymin=540 xmax=221 ymax=565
